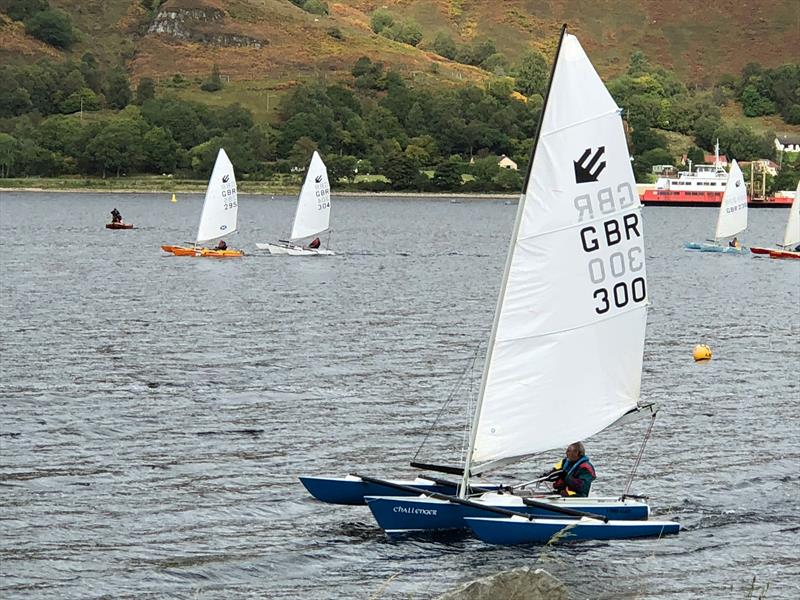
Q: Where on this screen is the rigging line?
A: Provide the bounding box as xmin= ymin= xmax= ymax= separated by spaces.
xmin=623 ymin=410 xmax=657 ymax=497
xmin=411 ymin=342 xmax=483 ymax=463
xmin=459 ymin=349 xmax=479 ymax=469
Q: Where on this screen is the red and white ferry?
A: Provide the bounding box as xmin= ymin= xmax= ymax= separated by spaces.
xmin=640 ymin=144 xmax=791 ymax=208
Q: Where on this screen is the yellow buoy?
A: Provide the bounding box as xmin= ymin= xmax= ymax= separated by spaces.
xmin=171 ymin=193 xmax=177 ymax=203
xmin=693 ymin=344 xmax=712 ymax=362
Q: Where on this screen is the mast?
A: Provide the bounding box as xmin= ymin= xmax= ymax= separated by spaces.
xmin=458 ymin=24 xmax=568 ymax=499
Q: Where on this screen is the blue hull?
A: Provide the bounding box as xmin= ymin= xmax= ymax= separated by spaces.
xmin=684 ymin=242 xmax=748 ymax=254
xmin=365 ymin=495 xmax=649 ymax=532
xmin=465 ymin=516 xmax=680 ymax=544
xmin=300 ymin=476 xmax=474 ymax=505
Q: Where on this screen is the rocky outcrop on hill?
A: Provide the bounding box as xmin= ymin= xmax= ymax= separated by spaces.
xmin=148 ymin=7 xmax=265 ymax=48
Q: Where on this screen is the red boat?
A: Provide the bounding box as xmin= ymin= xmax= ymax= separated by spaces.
xmin=639 ymin=143 xmax=791 ymax=208
xmin=641 ymin=191 xmax=792 ymax=208
xmin=106 ymin=222 xmax=134 ymax=229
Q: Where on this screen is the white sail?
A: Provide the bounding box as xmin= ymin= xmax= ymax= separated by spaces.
xmin=781 ymin=181 xmax=800 ymax=248
xmin=196 ymin=148 xmax=238 ymax=245
xmin=470 ymin=33 xmax=646 ymax=468
xmin=713 ymin=159 xmax=747 ymax=240
xmin=290 ymin=151 xmax=331 ymax=241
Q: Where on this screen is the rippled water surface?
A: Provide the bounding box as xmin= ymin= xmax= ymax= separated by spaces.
xmin=1 ymin=192 xmax=798 ymax=599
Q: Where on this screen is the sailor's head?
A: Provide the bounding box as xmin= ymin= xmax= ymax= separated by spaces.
xmin=566 ymin=442 xmax=585 ymax=461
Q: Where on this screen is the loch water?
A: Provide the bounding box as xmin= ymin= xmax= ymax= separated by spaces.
xmin=1 ymin=191 xmax=798 ymax=599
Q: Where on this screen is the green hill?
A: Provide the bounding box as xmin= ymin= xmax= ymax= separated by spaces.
xmin=3 ymin=0 xmax=798 ymax=88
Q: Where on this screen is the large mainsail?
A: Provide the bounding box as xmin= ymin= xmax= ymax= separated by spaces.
xmin=468 ymin=32 xmax=647 ymax=472
xmin=290 ymin=151 xmax=331 ymax=241
xmin=196 ymin=148 xmax=238 ymax=244
xmin=713 ymin=159 xmax=747 ymax=240
xmin=781 ymin=181 xmax=800 ymax=248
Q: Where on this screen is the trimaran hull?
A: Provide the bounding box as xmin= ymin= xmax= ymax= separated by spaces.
xmin=365 ymin=493 xmax=650 ymax=533
xmin=298 ymin=475 xmax=496 ymax=505
xmin=465 ymin=515 xmax=680 ymax=545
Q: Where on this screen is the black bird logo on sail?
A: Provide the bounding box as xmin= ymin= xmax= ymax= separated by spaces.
xmin=574 ymin=146 xmax=606 ymax=183
xmin=315 ymin=175 xmax=323 ymax=183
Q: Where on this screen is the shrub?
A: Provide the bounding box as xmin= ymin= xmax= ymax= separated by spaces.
xmin=303 ymin=0 xmax=328 ymax=16
xmin=370 ymin=9 xmax=393 ymax=34
xmin=25 ymin=9 xmax=75 ymax=49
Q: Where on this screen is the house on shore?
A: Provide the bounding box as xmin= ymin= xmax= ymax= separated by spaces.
xmin=498 ymin=155 xmax=518 ymax=170
xmin=774 ymin=135 xmax=800 ymax=153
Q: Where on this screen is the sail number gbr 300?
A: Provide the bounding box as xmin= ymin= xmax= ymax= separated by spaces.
xmin=574 ymin=186 xmax=645 ymax=315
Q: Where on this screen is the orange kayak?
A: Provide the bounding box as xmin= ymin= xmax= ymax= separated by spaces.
xmin=161 ymin=245 xmax=243 ymax=257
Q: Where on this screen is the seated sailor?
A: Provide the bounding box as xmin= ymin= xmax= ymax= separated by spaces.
xmin=541 ymin=441 xmax=596 ymax=497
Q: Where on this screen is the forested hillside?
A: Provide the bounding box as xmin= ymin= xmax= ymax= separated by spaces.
xmin=0 ymin=0 xmax=798 ymax=191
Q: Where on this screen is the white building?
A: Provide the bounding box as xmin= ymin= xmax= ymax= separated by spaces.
xmin=497 ymin=155 xmax=518 ymax=170
xmin=774 ymin=135 xmax=800 ymax=153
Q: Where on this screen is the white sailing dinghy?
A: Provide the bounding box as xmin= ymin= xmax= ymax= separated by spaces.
xmin=161 ymin=148 xmax=243 ymax=257
xmin=684 ymin=159 xmax=748 ymax=254
xmin=305 ymin=26 xmax=679 ymax=543
xmin=256 ymin=151 xmax=334 ymax=256
xmin=751 ymin=181 xmax=800 ymax=259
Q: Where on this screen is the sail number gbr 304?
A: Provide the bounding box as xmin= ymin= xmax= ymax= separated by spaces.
xmin=574 ymin=184 xmax=645 ymax=315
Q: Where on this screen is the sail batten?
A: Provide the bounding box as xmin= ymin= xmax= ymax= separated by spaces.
xmin=470 ymin=32 xmax=647 ymax=467
xmin=493 ymin=303 xmax=647 ymax=345
xmin=538 ymin=109 xmax=623 ymax=139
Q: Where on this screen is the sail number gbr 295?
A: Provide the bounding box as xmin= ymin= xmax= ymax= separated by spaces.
xmin=579 ymin=212 xmax=646 ymax=314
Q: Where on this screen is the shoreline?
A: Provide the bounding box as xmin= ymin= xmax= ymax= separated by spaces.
xmin=0 ymin=186 xmax=517 ymax=200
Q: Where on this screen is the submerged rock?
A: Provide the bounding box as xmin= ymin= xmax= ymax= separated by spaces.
xmin=436 ymin=566 xmax=567 ymax=600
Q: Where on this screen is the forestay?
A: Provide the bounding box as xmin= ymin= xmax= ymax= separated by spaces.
xmin=781 ymin=181 xmax=800 ymax=248
xmin=470 ymin=33 xmax=647 ymax=470
xmin=196 ymin=148 xmax=238 ymax=245
xmin=713 ymin=159 xmax=747 ymax=241
xmin=290 ymin=151 xmax=331 ymax=241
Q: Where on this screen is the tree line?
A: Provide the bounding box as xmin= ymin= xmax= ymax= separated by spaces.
xmin=0 ymin=46 xmax=798 ymax=191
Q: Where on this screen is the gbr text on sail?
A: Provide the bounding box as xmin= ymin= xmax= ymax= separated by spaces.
xmin=574 ymin=182 xmax=646 ymax=315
